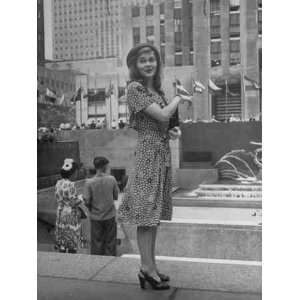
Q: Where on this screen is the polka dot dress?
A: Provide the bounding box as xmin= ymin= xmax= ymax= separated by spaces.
xmin=118 ymin=81 xmax=173 ymax=226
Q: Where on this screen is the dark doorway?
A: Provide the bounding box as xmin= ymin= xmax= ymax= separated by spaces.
xmin=111 ymin=168 xmax=128 ymax=191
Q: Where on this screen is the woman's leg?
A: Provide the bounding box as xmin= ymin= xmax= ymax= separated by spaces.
xmin=137 ymin=226 xmax=160 ymax=280
xmin=151 ymin=225 xmax=158 ymax=271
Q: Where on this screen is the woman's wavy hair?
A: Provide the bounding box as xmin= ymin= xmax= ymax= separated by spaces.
xmin=127 ymin=44 xmax=164 ymax=96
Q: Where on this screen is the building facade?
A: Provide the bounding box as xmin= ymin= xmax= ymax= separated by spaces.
xmin=37 ymin=65 xmax=77 ymax=106
xmin=37 ymin=0 xmax=45 ymax=65
xmin=44 ymin=0 xmax=122 ymax=61
xmin=43 ymin=0 xmax=262 ymax=124
xmin=121 ymin=0 xmax=262 ymax=121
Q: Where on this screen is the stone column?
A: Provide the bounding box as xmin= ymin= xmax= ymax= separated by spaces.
xmin=165 ymin=0 xmax=175 ymax=66
xmin=192 ymin=0 xmax=210 ymax=120
xmin=182 ymin=0 xmax=190 ymax=66
xmin=240 ymin=0 xmax=260 ymax=120
xmin=153 ymin=0 xmax=161 ymax=49
xmin=120 ymin=4 xmax=133 ymax=68
xmin=140 ymin=6 xmax=146 ymax=43
xmin=221 ymin=0 xmax=230 ymax=76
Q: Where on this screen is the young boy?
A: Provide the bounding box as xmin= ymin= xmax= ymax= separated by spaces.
xmin=84 ymin=157 xmax=119 ymax=256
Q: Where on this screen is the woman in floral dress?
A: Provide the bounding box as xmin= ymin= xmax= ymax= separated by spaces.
xmin=55 ymin=158 xmax=84 ymax=253
xmin=118 ymin=44 xmax=191 ymax=290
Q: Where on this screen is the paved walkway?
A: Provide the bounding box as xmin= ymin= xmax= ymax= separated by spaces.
xmin=37 ymin=252 xmax=261 ymax=300
xmin=38 ymin=277 xmax=261 ymax=300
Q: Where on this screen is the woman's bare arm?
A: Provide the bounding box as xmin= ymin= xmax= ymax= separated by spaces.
xmin=144 ymin=95 xmax=190 ymax=122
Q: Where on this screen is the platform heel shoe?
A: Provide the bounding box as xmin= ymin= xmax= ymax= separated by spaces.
xmin=138 ymin=270 xmax=170 ymax=290
xmin=157 ymin=272 xmax=170 ymax=282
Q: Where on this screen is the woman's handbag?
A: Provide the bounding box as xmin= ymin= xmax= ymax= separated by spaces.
xmin=168 ymin=108 xmax=179 ymax=130
xmin=77 ymin=203 xmax=88 ymax=219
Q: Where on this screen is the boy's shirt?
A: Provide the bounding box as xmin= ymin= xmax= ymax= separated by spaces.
xmin=84 ymin=173 xmax=119 ymax=221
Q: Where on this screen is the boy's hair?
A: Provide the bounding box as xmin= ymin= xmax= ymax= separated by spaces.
xmin=93 ymin=156 xmax=109 ymax=170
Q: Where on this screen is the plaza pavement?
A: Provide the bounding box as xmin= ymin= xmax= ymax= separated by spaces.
xmin=37 ymin=252 xmax=262 ymax=300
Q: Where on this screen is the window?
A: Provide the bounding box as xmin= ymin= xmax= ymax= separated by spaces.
xmin=174 ymin=8 xmax=181 ymax=20
xmin=175 ymin=32 xmax=182 ymax=52
xmin=133 ymin=27 xmax=140 ymax=46
xmin=146 ymin=25 xmax=154 ymax=36
xmin=230 ymin=40 xmax=240 ymax=52
xmin=160 ymin=2 xmax=164 ymax=15
xmin=210 ymin=14 xmax=220 ymax=38
xmin=160 ymin=45 xmax=165 ymax=64
xmin=229 ymin=0 xmax=240 ymax=11
xmin=258 ymin=0 xmax=262 ymax=9
xmin=146 ymin=4 xmax=153 ymax=16
xmin=175 ymin=54 xmax=182 ymax=66
xmin=210 ymin=0 xmax=220 ymax=13
xmin=189 ymin=52 xmax=193 ymax=65
xmin=146 ymin=25 xmax=154 ymax=44
xmin=160 ymin=25 xmax=165 ymax=43
xmin=174 ymin=0 xmax=182 ymax=9
xmin=174 ymin=19 xmax=182 ymax=32
xmin=229 ymin=39 xmax=240 ymax=65
xmin=211 ymin=41 xmax=221 ymax=67
xmin=229 ymin=13 xmax=240 ymax=37
xmin=230 ymin=13 xmax=240 ymax=26
xmin=132 ymin=5 xmax=140 ymax=17
xmin=258 ymin=10 xmax=262 ymax=35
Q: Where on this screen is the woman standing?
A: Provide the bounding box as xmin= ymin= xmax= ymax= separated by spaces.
xmin=118 ymin=44 xmax=191 ymax=290
xmin=55 ymin=158 xmax=85 ymax=253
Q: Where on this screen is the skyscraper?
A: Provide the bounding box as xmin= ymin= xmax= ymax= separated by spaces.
xmin=121 ymin=0 xmax=262 ymax=121
xmin=45 ymin=0 xmax=122 ymax=61
xmin=37 ymin=0 xmax=45 ymax=64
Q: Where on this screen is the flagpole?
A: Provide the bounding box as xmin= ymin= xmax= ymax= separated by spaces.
xmin=225 ymin=79 xmax=228 ymax=121
xmin=80 ymin=78 xmax=82 ymax=126
xmin=110 ymin=80 xmax=112 ymax=129
xmin=241 ymin=72 xmax=245 ymax=121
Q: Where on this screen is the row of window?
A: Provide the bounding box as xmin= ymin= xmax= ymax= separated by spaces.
xmin=38 ymin=76 xmax=75 ymax=92
xmin=54 ymin=51 xmax=118 ymax=60
xmin=211 ymin=39 xmax=241 ymax=67
xmin=132 ymin=4 xmax=154 ymax=17
xmin=54 ymin=0 xmax=115 ymax=4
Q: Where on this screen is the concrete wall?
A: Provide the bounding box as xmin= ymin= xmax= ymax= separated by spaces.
xmin=37 ymin=141 xmax=80 ymax=177
xmin=57 ymin=129 xmax=180 ymax=185
xmin=180 ymin=121 xmax=262 ymax=165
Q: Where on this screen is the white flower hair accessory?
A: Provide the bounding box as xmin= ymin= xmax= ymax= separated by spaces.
xmin=62 ymin=158 xmax=74 ymax=171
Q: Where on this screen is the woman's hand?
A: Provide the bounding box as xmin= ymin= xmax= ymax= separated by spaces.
xmin=168 ymin=126 xmax=182 ymax=140
xmin=177 ymin=94 xmax=193 ymax=103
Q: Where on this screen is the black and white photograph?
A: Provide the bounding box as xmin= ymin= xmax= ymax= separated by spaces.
xmin=35 ymin=0 xmax=265 ymax=299
xmin=2 ymin=0 xmax=299 ymax=298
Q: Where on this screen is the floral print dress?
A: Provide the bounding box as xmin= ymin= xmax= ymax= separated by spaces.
xmin=118 ymin=81 xmax=173 ymax=226
xmin=55 ymin=179 xmax=83 ymax=252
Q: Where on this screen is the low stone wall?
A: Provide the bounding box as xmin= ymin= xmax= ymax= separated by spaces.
xmin=56 ymin=129 xmax=180 ymax=185
xmin=180 ymin=121 xmax=262 ymax=166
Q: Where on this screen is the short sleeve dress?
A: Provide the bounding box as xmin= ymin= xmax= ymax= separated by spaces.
xmin=55 ymin=179 xmax=83 ymax=252
xmin=118 ymin=81 xmax=173 ymax=226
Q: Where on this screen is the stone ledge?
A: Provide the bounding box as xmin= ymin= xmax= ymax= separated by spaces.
xmin=37 ymin=252 xmax=261 ymax=293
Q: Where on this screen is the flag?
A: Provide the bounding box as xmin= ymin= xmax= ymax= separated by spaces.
xmin=58 ymin=94 xmax=65 ymax=105
xmin=70 ymin=87 xmax=82 ymax=103
xmin=45 ymin=88 xmax=57 ymax=99
xmin=106 ymin=82 xmax=114 ymax=97
xmin=244 ymin=76 xmax=260 ymax=90
xmin=225 ymin=80 xmax=240 ymax=97
xmin=173 ymin=79 xmax=191 ymax=96
xmin=45 ymin=88 xmax=57 ymax=103
xmin=208 ymin=79 xmax=222 ymax=93
xmin=193 ymin=79 xmax=205 ymax=93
